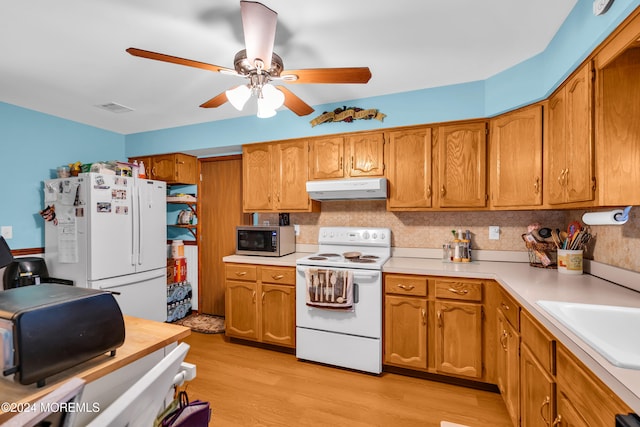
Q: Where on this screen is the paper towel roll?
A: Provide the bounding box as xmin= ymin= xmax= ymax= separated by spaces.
xmin=582 ymin=209 xmax=628 ymax=225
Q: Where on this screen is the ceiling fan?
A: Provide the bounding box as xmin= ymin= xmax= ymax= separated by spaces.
xmin=127 ymin=1 xmax=372 ymax=118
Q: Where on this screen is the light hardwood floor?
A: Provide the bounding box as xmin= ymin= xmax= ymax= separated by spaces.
xmin=181 ymin=332 xmax=512 ymax=427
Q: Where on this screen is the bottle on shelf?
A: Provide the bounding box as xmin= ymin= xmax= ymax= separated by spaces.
xmin=138 ymin=160 xmax=146 ymax=179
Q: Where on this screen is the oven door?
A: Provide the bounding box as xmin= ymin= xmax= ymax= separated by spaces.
xmin=295 ymin=266 xmax=381 ymax=339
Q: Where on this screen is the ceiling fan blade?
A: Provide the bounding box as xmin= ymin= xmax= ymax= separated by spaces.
xmin=126 ymin=48 xmax=237 ymax=74
xmin=199 ymin=91 xmax=229 ymax=108
xmin=281 ymin=67 xmax=372 ymax=84
xmin=275 ymin=86 xmax=314 ymax=116
xmin=240 ymin=1 xmax=277 ymax=68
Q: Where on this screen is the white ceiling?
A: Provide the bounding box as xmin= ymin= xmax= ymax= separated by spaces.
xmin=1 ymin=0 xmax=577 ymax=135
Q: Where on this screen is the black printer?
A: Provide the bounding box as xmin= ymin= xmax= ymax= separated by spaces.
xmin=0 ymin=284 xmax=125 ymax=387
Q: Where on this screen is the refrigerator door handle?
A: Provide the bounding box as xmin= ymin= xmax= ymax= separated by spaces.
xmin=130 ymin=184 xmax=137 ymax=267
xmin=137 ymin=184 xmax=143 ymax=266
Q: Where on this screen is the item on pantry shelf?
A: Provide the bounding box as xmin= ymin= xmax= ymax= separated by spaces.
xmin=171 ymin=240 xmax=185 ymax=258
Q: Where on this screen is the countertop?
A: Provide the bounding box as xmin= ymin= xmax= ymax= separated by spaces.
xmin=0 ymin=315 xmax=190 ymax=419
xmin=225 ymin=252 xmax=640 ymax=413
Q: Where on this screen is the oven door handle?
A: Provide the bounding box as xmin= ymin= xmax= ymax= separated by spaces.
xmin=296 ymin=267 xmax=378 ymax=281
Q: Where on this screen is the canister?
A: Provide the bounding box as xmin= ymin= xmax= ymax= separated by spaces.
xmin=171 ymin=240 xmax=185 ymax=259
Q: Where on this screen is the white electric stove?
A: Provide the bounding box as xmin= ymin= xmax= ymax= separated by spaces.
xmin=295 ymin=227 xmax=391 ymax=374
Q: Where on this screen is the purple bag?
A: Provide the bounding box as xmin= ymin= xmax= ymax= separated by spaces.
xmin=162 ymin=391 xmax=211 ymax=427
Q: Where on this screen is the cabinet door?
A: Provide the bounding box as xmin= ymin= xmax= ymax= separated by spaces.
xmin=384 ymin=295 xmax=427 ymax=369
xmin=497 ymin=309 xmax=520 ymax=427
xmin=438 ymin=122 xmax=487 ymax=208
xmin=434 ymin=301 xmax=482 ymax=378
xmin=346 ymin=132 xmax=385 ymax=177
xmin=309 ymin=136 xmax=344 ymax=179
xmin=260 ymin=284 xmax=295 ymax=347
xmin=555 ymin=393 xmax=589 ymax=427
xmin=564 ymin=63 xmax=594 ymax=204
xmin=243 ymin=144 xmax=273 ymax=211
xmin=225 ymin=280 xmax=259 ymax=340
xmin=547 ymin=90 xmax=567 ymax=204
xmin=386 ymin=128 xmax=433 ymax=209
xmin=489 ymin=105 xmax=543 ymax=207
xmin=520 ymin=344 xmax=555 ymax=427
xmin=150 ymin=154 xmax=178 ymax=182
xmin=597 ymin=48 xmax=640 ymax=205
xmin=274 ymin=140 xmax=311 ymax=211
xmin=172 ymin=153 xmax=198 ymax=185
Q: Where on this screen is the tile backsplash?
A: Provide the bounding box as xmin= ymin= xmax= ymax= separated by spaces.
xmin=259 ymin=203 xmax=640 ymax=273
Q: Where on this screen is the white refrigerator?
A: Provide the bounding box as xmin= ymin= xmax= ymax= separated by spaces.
xmin=44 ymin=173 xmax=167 ymax=322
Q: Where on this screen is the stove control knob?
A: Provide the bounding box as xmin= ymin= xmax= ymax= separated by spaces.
xmin=362 ymin=231 xmax=370 ymax=240
xmin=380 ymin=232 xmax=386 ymax=240
xmin=372 ymin=232 xmax=378 ymax=239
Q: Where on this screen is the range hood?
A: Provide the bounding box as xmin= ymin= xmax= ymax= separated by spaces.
xmin=306 ymin=178 xmax=387 ymax=201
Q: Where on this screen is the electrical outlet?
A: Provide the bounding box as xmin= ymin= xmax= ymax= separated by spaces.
xmin=1 ymin=226 xmax=12 ymax=240
xmin=489 ymin=226 xmax=500 ymax=240
xmin=294 ymin=224 xmax=300 ymax=236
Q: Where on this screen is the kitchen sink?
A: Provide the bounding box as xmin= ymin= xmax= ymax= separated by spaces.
xmin=537 ymin=300 xmax=640 ymax=370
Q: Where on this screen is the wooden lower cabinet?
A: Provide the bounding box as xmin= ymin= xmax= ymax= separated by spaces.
xmin=520 ymin=343 xmax=556 ymax=427
xmin=384 ymin=295 xmax=428 ymax=369
xmin=383 ymin=274 xmax=485 ymax=381
xmin=496 ymin=308 xmax=520 ymax=427
xmin=434 ymin=301 xmax=482 ymax=378
xmin=225 ymin=263 xmax=296 ymax=348
xmin=555 ymin=344 xmax=632 ymax=426
xmin=225 ymin=279 xmax=259 ymax=340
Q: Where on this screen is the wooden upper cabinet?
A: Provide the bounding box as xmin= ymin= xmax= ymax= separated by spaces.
xmin=243 ymin=143 xmax=274 ymax=211
xmin=489 ymin=105 xmax=543 ymax=208
xmin=243 ymin=140 xmax=318 ymax=213
xmin=346 ymin=132 xmax=385 ymax=177
xmin=437 ymin=122 xmax=488 ymax=208
xmin=596 ymin=43 xmax=640 ymax=205
xmin=273 ymin=140 xmax=313 ymax=211
xmin=385 ymin=127 xmax=432 ymax=210
xmin=309 ymin=132 xmax=385 ymax=180
xmin=309 ymin=136 xmax=344 ymax=179
xmin=545 ymin=62 xmax=595 ymax=206
xmin=129 ymin=153 xmax=198 ymax=184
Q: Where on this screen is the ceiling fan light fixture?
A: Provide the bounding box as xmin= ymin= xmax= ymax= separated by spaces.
xmin=261 ymin=83 xmax=285 ymax=110
xmin=257 ymin=97 xmax=277 ymax=118
xmin=226 ymin=85 xmax=251 ymax=111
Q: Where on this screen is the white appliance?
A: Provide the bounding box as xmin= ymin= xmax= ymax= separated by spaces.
xmin=44 ymin=173 xmax=167 ymax=321
xmin=305 ymin=177 xmax=387 ymax=201
xmin=296 ymin=226 xmax=391 ymax=374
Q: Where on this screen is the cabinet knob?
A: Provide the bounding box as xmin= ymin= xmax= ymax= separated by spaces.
xmin=235 ymin=271 xmax=247 ymax=277
xmin=397 ymin=284 xmax=415 ymax=291
xmin=552 ymin=415 xmax=562 ymax=427
xmin=440 ymin=186 xmax=446 ymax=197
xmin=272 ymin=274 xmax=284 ymax=280
xmin=426 ymin=185 xmax=432 ymax=199
xmin=448 ymin=287 xmax=469 ymax=295
xmin=500 ymin=330 xmax=508 ymax=351
xmin=437 ymin=310 xmax=443 ymax=327
xmin=500 ymin=302 xmax=510 ymax=311
xmin=252 ymin=290 xmax=256 ymax=304
xmin=534 ymin=177 xmax=540 ymax=194
xmin=421 ymin=309 xmax=426 ymax=326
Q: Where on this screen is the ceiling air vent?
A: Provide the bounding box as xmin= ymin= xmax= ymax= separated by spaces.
xmin=95 ymin=102 xmax=134 ymax=113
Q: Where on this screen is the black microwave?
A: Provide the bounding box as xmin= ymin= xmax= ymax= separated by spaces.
xmin=236 ymin=226 xmax=296 ymax=257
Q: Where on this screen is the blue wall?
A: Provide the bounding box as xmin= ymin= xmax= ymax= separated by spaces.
xmin=0 ymin=103 xmax=125 ymax=249
xmin=2 ymin=0 xmax=639 ymax=249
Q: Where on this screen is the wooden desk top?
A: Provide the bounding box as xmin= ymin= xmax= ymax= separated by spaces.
xmin=0 ymin=316 xmax=190 ymax=418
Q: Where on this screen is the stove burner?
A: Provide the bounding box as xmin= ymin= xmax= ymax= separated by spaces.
xmin=317 ymin=253 xmax=341 ymax=257
xmin=308 ymin=256 xmax=328 ymax=260
xmin=360 ymin=255 xmax=379 ymax=259
xmin=349 ymin=258 xmax=376 ymax=263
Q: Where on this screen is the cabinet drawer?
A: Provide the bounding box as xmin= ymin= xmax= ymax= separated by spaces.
xmin=521 ymin=311 xmax=555 ymax=374
xmin=498 ymin=289 xmax=520 ymax=330
xmin=434 ymin=279 xmax=482 ymax=301
xmin=225 ymin=264 xmax=257 ymax=281
xmin=261 ymin=266 xmax=295 ymax=285
xmin=385 ymin=275 xmax=427 ymax=297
